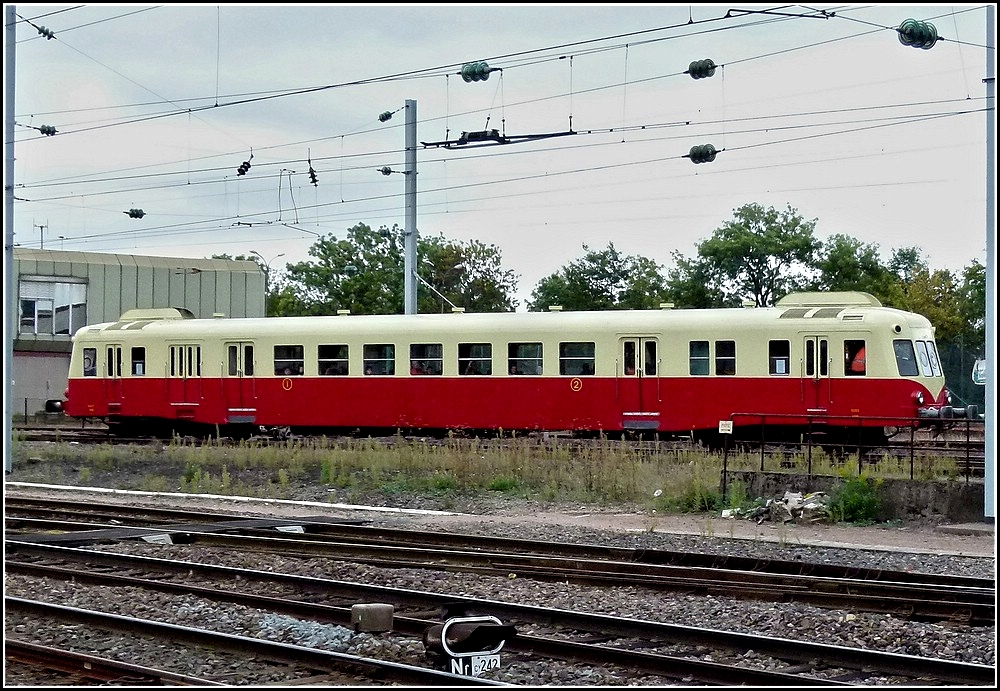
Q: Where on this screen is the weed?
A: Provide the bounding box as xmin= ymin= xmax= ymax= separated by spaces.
xmin=827 ymin=473 xmax=883 ymax=525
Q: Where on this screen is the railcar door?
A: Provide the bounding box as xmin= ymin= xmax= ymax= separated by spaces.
xmin=104 ymin=344 xmax=124 ymax=414
xmin=223 ymin=341 xmax=257 ymax=424
xmin=802 ymin=335 xmax=831 ymax=412
xmin=167 ymin=344 xmax=203 ymax=420
xmin=618 ymin=337 xmax=660 ymax=430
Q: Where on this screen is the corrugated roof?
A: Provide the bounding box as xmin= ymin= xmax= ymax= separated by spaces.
xmin=14 ymin=248 xmax=259 ymax=274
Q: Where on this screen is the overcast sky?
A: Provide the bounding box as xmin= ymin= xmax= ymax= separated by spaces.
xmin=8 ymin=3 xmax=994 ymax=308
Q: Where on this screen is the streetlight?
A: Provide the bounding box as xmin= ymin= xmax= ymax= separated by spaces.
xmin=250 ymin=250 xmax=285 ymax=313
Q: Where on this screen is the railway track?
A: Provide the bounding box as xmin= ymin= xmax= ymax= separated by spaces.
xmin=5 ymin=597 xmax=493 ymax=686
xmin=6 ymin=491 xmax=994 ymax=686
xmin=5 ymin=542 xmax=992 ymax=686
xmin=4 ymin=498 xmax=993 ymax=626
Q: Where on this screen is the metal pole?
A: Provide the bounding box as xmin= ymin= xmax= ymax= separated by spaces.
xmin=404 ymin=99 xmax=417 ymax=315
xmin=5 ymin=5 xmax=17 ymax=474
xmin=984 ymin=4 xmax=995 ymax=520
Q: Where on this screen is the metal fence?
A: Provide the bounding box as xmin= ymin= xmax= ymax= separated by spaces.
xmin=720 ymin=412 xmax=986 ymax=483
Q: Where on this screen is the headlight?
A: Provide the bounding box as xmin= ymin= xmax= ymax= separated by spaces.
xmin=913 ymin=391 xmax=925 ymax=406
xmin=945 ymin=390 xmax=953 ymax=405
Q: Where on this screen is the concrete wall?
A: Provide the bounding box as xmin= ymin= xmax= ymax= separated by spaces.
xmin=725 ymin=471 xmax=987 ymax=523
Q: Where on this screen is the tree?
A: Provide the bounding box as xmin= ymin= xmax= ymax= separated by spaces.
xmin=811 ymin=234 xmax=899 ymax=298
xmin=277 ymin=223 xmax=518 ymax=315
xmin=663 ymin=251 xmax=731 ymax=308
xmin=695 ymin=203 xmax=820 ymax=306
xmin=527 ymin=242 xmax=671 ymax=311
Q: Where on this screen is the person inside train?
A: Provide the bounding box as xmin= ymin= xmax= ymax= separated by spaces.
xmin=846 ymin=343 xmax=866 ymax=376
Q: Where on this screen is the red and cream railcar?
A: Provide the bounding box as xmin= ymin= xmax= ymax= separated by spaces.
xmin=64 ymin=292 xmax=966 ymax=443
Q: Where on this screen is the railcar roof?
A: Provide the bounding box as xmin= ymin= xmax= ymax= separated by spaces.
xmin=74 ymin=301 xmax=932 ymax=341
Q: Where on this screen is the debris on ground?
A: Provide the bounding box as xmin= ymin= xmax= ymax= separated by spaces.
xmin=720 ymin=491 xmax=830 ymax=524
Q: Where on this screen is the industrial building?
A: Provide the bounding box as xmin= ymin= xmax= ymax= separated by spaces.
xmin=11 ymin=248 xmax=264 ymax=417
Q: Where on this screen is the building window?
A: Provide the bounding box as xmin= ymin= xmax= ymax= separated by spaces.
xmin=410 ymin=343 xmax=443 ymax=375
xmin=769 ymin=340 xmax=790 ymax=375
xmin=363 ymin=344 xmax=395 ymax=375
xmin=459 ymin=343 xmax=492 ymax=375
xmin=319 ymin=344 xmax=349 ymax=376
xmin=19 ymin=278 xmax=87 ymax=336
xmin=715 ymin=340 xmax=736 ymax=376
xmin=508 ymin=342 xmax=542 ymax=375
xmin=275 ymin=345 xmax=304 ymax=375
xmin=559 ymin=342 xmax=595 ymax=376
xmin=689 ymin=341 xmax=710 ymax=376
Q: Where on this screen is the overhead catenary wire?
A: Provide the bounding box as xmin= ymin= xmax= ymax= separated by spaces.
xmin=11 ymin=5 xmax=988 ymax=255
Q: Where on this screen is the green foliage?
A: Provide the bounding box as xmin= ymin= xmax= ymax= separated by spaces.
xmin=663 ymin=250 xmax=728 ymax=308
xmin=487 ymin=475 xmax=523 ymax=493
xmin=528 ymin=242 xmax=671 ymax=311
xmin=827 ymin=474 xmax=883 ymax=525
xmin=694 ymin=202 xmax=820 ymax=307
xmin=811 ymin=234 xmax=899 ymax=297
xmin=274 ymin=223 xmax=518 ymax=315
xmin=724 ymin=477 xmax=751 ymax=510
xmin=673 ymin=480 xmax=723 ymax=513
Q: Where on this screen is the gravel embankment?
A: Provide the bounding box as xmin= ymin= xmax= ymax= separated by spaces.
xmin=4 ymin=487 xmax=996 ymax=686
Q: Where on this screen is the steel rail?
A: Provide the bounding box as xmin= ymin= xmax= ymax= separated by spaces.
xmin=4 ymin=596 xmax=502 ymax=687
xmin=5 ymin=541 xmax=993 ymax=686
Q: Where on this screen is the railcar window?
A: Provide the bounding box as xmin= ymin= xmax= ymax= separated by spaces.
xmin=689 ymin=341 xmax=710 ymax=376
xmin=274 ymin=345 xmax=304 ymax=376
xmin=768 ymin=340 xmax=790 ymax=375
xmin=364 ymin=344 xmax=395 ymax=376
xmin=227 ymin=344 xmax=255 ymax=376
xmin=914 ymin=341 xmax=933 ymax=377
xmin=508 ymin=342 xmax=542 ymax=375
xmin=106 ymin=346 xmax=122 ymax=377
xmin=82 ymin=348 xmax=97 ymax=377
xmin=715 ymin=340 xmax=736 ymax=376
xmin=410 ymin=343 xmax=443 ymax=375
xmin=622 ymin=341 xmax=637 ymax=375
xmin=893 ymin=339 xmax=919 ymax=376
xmin=459 ymin=343 xmax=492 ymax=376
xmin=559 ymin=342 xmax=595 ymax=376
xmin=807 ymin=339 xmax=829 ymax=377
xmin=923 ymin=341 xmax=942 ymax=376
xmin=319 ymin=344 xmax=349 ymax=376
xmin=131 ymin=347 xmax=146 ymax=376
xmin=644 ymin=341 xmax=657 ymax=376
xmin=844 ymin=340 xmax=866 ymax=376
xmin=171 ymin=345 xmax=202 ymax=378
